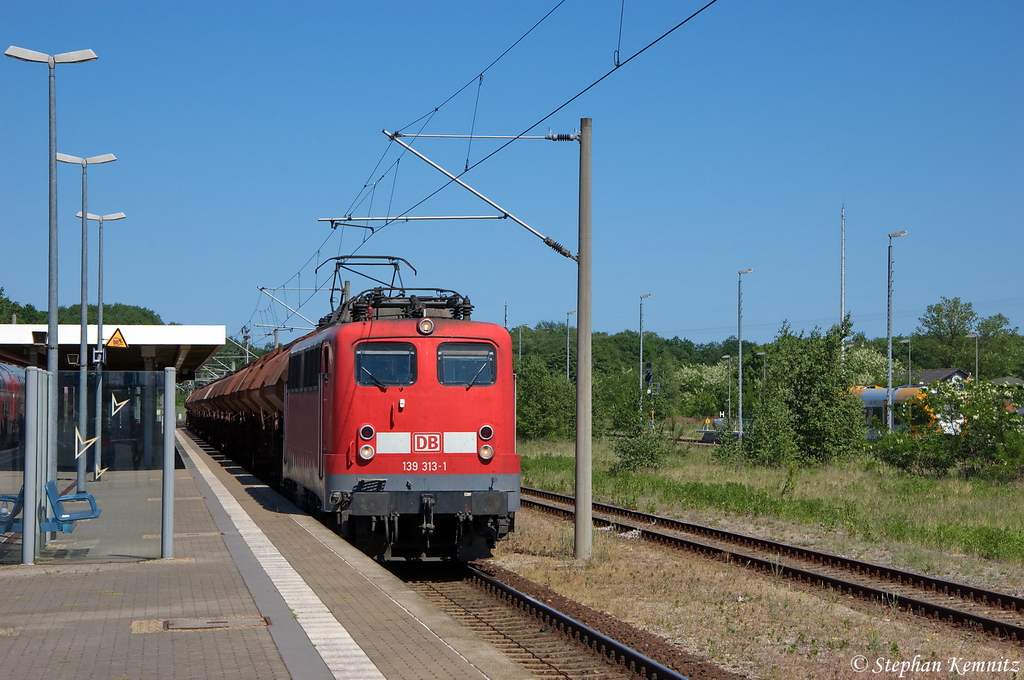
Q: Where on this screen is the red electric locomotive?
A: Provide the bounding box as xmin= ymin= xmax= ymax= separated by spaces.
xmin=186 ymin=284 xmax=519 ymax=561
xmin=0 ymin=364 xmax=25 ymax=455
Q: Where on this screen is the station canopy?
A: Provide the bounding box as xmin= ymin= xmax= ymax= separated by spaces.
xmin=0 ymin=324 xmax=225 ymax=381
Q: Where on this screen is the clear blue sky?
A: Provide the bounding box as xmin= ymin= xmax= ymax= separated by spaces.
xmin=2 ymin=1 xmax=1021 ymax=347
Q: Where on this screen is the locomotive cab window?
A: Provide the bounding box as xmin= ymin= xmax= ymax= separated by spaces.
xmin=437 ymin=343 xmax=496 ymax=387
xmin=355 ymin=342 xmax=416 ymax=387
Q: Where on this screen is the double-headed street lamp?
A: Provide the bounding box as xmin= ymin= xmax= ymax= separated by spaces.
xmin=78 ymin=210 xmax=126 ymax=479
xmin=59 ymin=152 xmax=116 ymax=490
xmin=737 ymin=269 xmax=753 ymax=441
xmin=966 ymin=332 xmax=980 ymax=379
xmin=887 ymin=230 xmax=908 ymax=432
xmin=7 ymin=45 xmax=98 ymax=492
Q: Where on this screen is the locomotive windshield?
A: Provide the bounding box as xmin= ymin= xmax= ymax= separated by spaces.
xmin=437 ymin=343 xmax=496 ymax=387
xmin=355 ymin=342 xmax=416 ymax=387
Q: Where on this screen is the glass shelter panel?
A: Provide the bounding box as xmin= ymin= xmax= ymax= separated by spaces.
xmin=0 ymin=364 xmax=26 ymax=563
xmin=0 ymin=371 xmax=172 ymax=565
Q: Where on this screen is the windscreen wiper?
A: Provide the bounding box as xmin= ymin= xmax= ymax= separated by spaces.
xmin=465 ymin=363 xmax=488 ymax=391
xmin=361 ymin=366 xmax=388 ymax=392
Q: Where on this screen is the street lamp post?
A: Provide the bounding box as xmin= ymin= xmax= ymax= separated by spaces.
xmin=737 ymin=269 xmax=753 ymax=441
xmin=79 ymin=210 xmax=126 ymax=480
xmin=565 ymin=311 xmax=576 ymax=381
xmin=966 ymin=332 xmax=980 ymax=379
xmin=900 ymin=338 xmax=912 ymax=386
xmin=639 ymin=294 xmax=651 ymax=414
xmin=722 ymin=355 xmax=732 ymax=421
xmin=59 ymin=152 xmax=116 ymax=490
xmin=900 ymin=337 xmax=913 ymax=425
xmin=517 ymin=324 xmax=528 ymax=360
xmin=6 ymin=44 xmax=98 ymax=487
xmin=887 ymin=230 xmax=908 ymax=432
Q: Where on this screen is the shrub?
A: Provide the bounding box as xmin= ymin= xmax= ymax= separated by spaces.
xmin=611 ymin=420 xmax=667 ymax=473
xmin=872 ymin=379 xmax=1024 ymax=479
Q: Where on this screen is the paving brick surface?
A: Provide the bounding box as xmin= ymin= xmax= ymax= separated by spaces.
xmin=0 ymin=433 xmax=531 ymax=680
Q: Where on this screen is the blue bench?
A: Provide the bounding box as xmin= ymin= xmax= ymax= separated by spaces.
xmin=42 ymin=480 xmax=101 ymax=531
xmin=0 ymin=487 xmax=24 ymax=533
xmin=0 ymin=481 xmax=101 ymax=534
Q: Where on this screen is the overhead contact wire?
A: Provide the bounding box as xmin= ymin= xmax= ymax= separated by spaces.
xmin=368 ymin=0 xmax=724 ymax=244
xmin=467 ymin=0 xmax=723 ymax=173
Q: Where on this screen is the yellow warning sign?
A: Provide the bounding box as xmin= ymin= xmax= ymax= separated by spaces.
xmin=106 ymin=328 xmax=128 ymax=349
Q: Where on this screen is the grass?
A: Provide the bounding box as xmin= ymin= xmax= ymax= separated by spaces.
xmin=517 ymin=438 xmax=1024 ymax=564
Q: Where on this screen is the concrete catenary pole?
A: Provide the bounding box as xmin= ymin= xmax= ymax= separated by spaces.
xmin=575 ymin=118 xmax=592 ymax=561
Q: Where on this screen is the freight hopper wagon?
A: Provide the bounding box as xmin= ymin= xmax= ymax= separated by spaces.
xmin=186 ymin=288 xmax=519 ymax=561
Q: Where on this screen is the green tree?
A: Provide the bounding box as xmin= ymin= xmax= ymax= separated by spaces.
xmin=844 ymin=345 xmax=902 ymax=387
xmin=594 ymin=368 xmax=642 ymax=433
xmin=915 ymin=297 xmax=977 ymax=368
xmin=743 ymin=320 xmax=864 ymax=466
xmin=0 ymin=288 xmax=46 ymax=323
xmin=973 ymin=314 xmax=1024 ymax=379
xmin=514 ymin=355 xmax=575 ymax=440
xmin=58 ymin=303 xmax=163 ymax=325
xmin=673 ymin=361 xmax=729 ymax=419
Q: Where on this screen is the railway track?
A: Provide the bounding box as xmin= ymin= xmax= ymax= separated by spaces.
xmin=394 ymin=563 xmax=695 ymax=680
xmin=521 ymin=487 xmax=1024 ymax=643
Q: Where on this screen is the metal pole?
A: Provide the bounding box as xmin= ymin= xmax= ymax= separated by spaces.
xmin=840 ymin=206 xmax=846 ymax=360
xmin=574 ymin=117 xmax=592 ymax=562
xmin=727 ymin=356 xmax=732 ymax=421
xmin=639 ymin=294 xmax=651 ymax=415
xmin=738 ymin=275 xmax=743 ymax=439
xmin=23 ymin=368 xmax=40 ymax=564
xmin=737 ymin=270 xmax=752 ymax=440
xmin=162 ymin=367 xmax=176 ymax=558
xmin=95 ymin=217 xmax=104 ymax=479
xmin=886 ymin=231 xmax=907 ymax=431
xmin=47 ymin=59 xmax=60 ymax=497
xmin=887 ymin=237 xmax=894 ymax=431
xmin=907 ymin=339 xmax=912 ymax=423
xmin=77 ymin=162 xmax=89 ymax=491
xmin=565 ymin=311 xmax=575 ymax=380
xmin=974 ymin=334 xmax=979 ymax=379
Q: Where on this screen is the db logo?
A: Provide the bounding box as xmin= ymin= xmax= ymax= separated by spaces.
xmin=413 ymin=433 xmax=442 ymax=453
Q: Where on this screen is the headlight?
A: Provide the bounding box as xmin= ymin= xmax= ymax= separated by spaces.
xmin=358 ymin=445 xmax=375 ymax=461
xmin=417 ymin=318 xmax=434 ymax=335
xmin=478 ymin=445 xmax=494 ymax=461
xmin=359 ymin=425 xmax=375 ymax=441
xmin=478 ymin=425 xmax=494 ymax=441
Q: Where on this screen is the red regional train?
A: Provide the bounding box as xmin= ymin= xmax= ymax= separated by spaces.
xmin=186 ymin=285 xmax=519 ymax=561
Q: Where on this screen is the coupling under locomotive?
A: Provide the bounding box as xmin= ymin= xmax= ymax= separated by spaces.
xmin=186 ymin=284 xmax=519 ymax=561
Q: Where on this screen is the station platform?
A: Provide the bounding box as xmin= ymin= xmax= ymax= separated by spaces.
xmin=0 ymin=430 xmax=532 ymax=680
